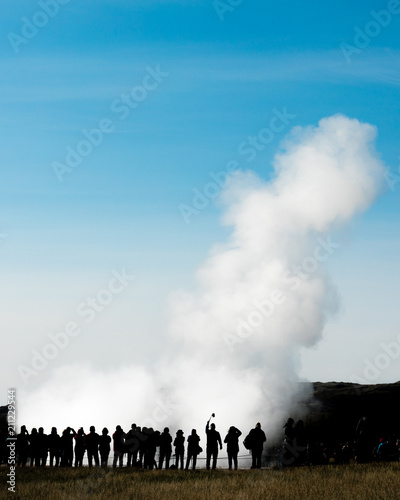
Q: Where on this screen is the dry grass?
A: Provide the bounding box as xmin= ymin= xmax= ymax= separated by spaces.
xmin=2 ymin=463 xmax=400 ymax=500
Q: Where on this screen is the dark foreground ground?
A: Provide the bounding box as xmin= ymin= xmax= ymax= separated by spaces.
xmin=1 ymin=463 xmax=400 ymax=500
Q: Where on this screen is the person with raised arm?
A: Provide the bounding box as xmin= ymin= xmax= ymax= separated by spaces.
xmin=205 ymin=416 xmax=222 ymax=470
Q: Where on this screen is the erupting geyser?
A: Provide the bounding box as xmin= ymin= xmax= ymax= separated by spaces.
xmin=19 ymin=115 xmax=386 ymax=443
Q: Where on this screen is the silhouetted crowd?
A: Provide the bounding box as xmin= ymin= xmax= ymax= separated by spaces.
xmin=2 ymin=418 xmax=267 ymax=470
xmin=2 ymin=415 xmax=398 ymax=470
xmin=279 ymin=416 xmax=400 ymax=467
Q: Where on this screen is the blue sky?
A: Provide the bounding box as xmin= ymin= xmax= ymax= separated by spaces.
xmin=1 ymin=0 xmax=400 ymax=405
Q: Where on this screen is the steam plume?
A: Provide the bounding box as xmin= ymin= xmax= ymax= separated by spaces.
xmin=19 ymin=115 xmax=385 ymax=444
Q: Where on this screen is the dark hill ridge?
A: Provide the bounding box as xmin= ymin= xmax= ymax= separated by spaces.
xmin=299 ymin=381 xmax=400 ymax=445
xmin=1 ymin=381 xmax=399 ymax=445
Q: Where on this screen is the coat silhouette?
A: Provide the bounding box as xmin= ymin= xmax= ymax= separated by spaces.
xmin=224 ymin=426 xmax=242 ymax=470
xmin=185 ymin=429 xmax=201 ymax=470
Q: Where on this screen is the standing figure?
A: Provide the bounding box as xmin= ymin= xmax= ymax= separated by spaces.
xmin=37 ymin=427 xmax=48 ymax=466
xmin=174 ymin=430 xmax=185 ymax=470
xmin=205 ymin=420 xmax=222 ymax=470
xmin=125 ymin=424 xmax=139 ymax=467
xmin=355 ymin=416 xmax=372 ymax=463
xmin=245 ymin=422 xmax=266 ymax=469
xmin=74 ymin=428 xmax=86 ymax=467
xmin=85 ymin=426 xmax=100 ymax=467
xmin=48 ymin=427 xmax=61 ymax=467
xmin=282 ymin=417 xmax=296 ymax=466
xmin=16 ymin=426 xmax=30 ymax=466
xmin=224 ymin=426 xmax=242 ymax=470
xmin=29 ymin=428 xmax=40 ymax=466
xmin=144 ymin=428 xmax=158 ymax=470
xmin=185 ymin=429 xmax=201 ymax=470
xmin=99 ymin=428 xmax=112 ymax=467
xmin=294 ymin=420 xmax=307 ymax=466
xmin=136 ymin=427 xmax=145 ymax=467
xmin=112 ymin=425 xmax=126 ymax=468
xmin=60 ymin=427 xmax=76 ymax=467
xmin=159 ymin=427 xmax=173 ymax=469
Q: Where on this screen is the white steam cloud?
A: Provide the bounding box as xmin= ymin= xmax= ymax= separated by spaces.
xmin=19 ymin=115 xmax=385 ymax=446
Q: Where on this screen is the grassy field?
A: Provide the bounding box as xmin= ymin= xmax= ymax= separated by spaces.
xmin=1 ymin=463 xmax=400 ymax=500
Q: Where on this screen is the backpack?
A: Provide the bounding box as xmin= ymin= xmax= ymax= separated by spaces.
xmin=243 ymin=434 xmax=252 ymax=450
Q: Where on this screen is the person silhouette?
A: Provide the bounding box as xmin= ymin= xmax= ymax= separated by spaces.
xmin=99 ymin=428 xmax=112 ymax=467
xmin=143 ymin=428 xmax=158 ymax=470
xmin=74 ymin=428 xmax=86 ymax=467
xmin=16 ymin=425 xmax=30 ymax=466
xmin=284 ymin=418 xmax=295 ymax=444
xmin=174 ymin=430 xmax=185 ymax=470
xmin=205 ymin=420 xmax=222 ymax=470
xmin=185 ymin=429 xmax=201 ymax=470
xmin=85 ymin=426 xmax=100 ymax=467
xmin=125 ymin=423 xmax=139 ymax=467
xmin=136 ymin=426 xmax=145 ymax=467
xmin=29 ymin=428 xmax=40 ymax=466
xmin=224 ymin=426 xmax=242 ymax=470
xmin=293 ymin=420 xmax=307 ymax=466
xmin=112 ymin=425 xmax=126 ymax=468
xmin=48 ymin=427 xmax=61 ymax=467
xmin=246 ymin=422 xmax=266 ymax=469
xmin=159 ymin=427 xmax=173 ymax=469
xmin=355 ymin=415 xmax=372 ymax=463
xmin=37 ymin=427 xmax=48 ymax=466
xmin=60 ymin=427 xmax=76 ymax=467
xmin=282 ymin=417 xmax=296 ymax=466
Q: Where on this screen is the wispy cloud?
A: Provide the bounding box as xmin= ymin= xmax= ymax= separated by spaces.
xmin=2 ymin=47 xmax=399 ymax=104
